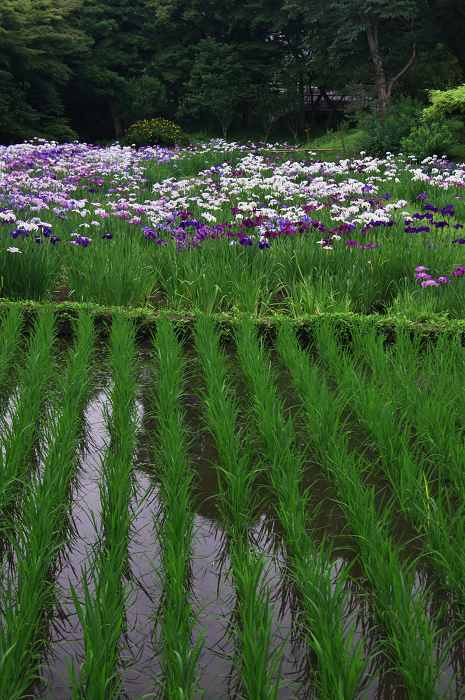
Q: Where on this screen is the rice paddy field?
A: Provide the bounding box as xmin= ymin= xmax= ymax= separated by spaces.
xmin=1 ymin=138 xmax=465 ymax=699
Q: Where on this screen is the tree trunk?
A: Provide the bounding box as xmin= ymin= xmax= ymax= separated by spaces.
xmin=107 ymin=95 xmax=123 ymax=138
xmin=298 ymin=72 xmax=306 ymax=129
xmin=362 ymin=14 xmax=416 ymax=127
xmin=310 ymin=88 xmax=324 ymax=127
xmin=363 ymin=18 xmax=388 ymax=126
xmin=241 ymin=100 xmax=253 ymax=125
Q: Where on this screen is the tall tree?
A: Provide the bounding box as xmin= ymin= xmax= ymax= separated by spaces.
xmin=286 ymin=0 xmax=418 ymax=123
xmin=71 ymin=0 xmax=155 ymax=137
xmin=0 ymin=0 xmax=89 ymax=142
xmin=420 ymin=0 xmax=465 ymax=79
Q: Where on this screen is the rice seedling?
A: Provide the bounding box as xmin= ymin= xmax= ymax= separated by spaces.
xmin=0 ymin=311 xmax=96 ymax=699
xmin=0 ymin=306 xmax=23 ymax=393
xmin=344 ymin=323 xmax=465 ymax=605
xmin=149 ymin=316 xmax=204 ymax=700
xmin=68 ymin=314 xmax=138 ymax=698
xmin=277 ymin=322 xmax=455 ymax=699
xmin=235 ymin=318 xmax=371 ymax=699
xmin=0 ymin=308 xmax=56 ymax=518
xmin=194 ymin=315 xmax=285 ymax=698
xmin=384 ymin=328 xmax=465 ymax=499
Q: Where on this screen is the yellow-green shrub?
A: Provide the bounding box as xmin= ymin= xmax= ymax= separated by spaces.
xmin=125 ymin=118 xmax=190 ymax=147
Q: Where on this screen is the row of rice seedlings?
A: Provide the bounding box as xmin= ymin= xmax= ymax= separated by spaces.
xmin=341 ymin=323 xmax=465 ymax=606
xmin=68 ymin=314 xmax=139 ymax=699
xmin=0 ymin=307 xmax=23 ymax=394
xmin=234 ymin=318 xmax=371 ymax=700
xmin=0 ymin=311 xmax=96 ymax=700
xmin=0 ymin=309 xmax=56 ymax=519
xmin=194 ymin=315 xmax=285 ymax=699
xmin=278 ymin=322 xmax=454 ymax=699
xmin=149 ymin=317 xmax=204 ymax=699
xmin=386 ymin=329 xmax=465 ymax=498
xmin=350 ymin=326 xmax=465 ymax=496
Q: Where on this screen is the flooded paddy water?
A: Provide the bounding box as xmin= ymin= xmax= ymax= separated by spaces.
xmin=2 ymin=320 xmax=465 ymax=700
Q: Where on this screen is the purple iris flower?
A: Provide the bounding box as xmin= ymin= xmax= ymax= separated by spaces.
xmin=415 ymin=266 xmax=430 ymax=271
xmin=416 ymin=193 xmax=428 ymax=201
xmin=239 ymin=237 xmax=253 ymax=246
xmin=50 ymin=236 xmax=60 ymax=244
xmin=102 ymin=232 xmax=113 ymax=239
xmin=38 ymin=224 xmax=52 ymax=237
xmin=436 ymin=277 xmax=451 ymax=283
xmin=346 ymin=240 xmax=358 ymax=246
xmin=10 ymin=228 xmax=28 ymax=239
xmin=415 ymin=273 xmax=431 ymax=280
xmin=452 ymin=238 xmax=465 ymax=244
xmin=75 ymin=236 xmax=90 ymax=248
xmin=422 ymin=279 xmax=439 ymax=287
xmin=259 ymin=241 xmax=270 ymax=249
xmin=453 ymin=223 xmax=464 ymax=229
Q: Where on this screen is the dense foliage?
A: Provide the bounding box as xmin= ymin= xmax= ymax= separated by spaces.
xmin=1 ymin=0 xmax=465 ymax=145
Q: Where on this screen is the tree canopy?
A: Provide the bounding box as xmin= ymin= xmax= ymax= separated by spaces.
xmin=0 ymin=0 xmax=464 ymax=142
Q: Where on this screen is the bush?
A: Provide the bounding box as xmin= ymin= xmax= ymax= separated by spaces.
xmin=357 ymin=97 xmax=424 ymax=157
xmin=124 ymin=118 xmax=190 ymax=147
xmin=400 ymin=117 xmax=455 ymax=159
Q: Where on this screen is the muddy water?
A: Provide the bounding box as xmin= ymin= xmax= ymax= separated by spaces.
xmin=15 ymin=340 xmax=463 ymax=699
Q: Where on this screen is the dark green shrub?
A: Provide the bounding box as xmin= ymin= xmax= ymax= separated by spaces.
xmin=124 ymin=118 xmax=190 ymax=147
xmin=357 ymin=97 xmax=424 ymax=157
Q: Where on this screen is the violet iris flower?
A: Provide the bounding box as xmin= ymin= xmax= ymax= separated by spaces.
xmin=422 ymin=279 xmax=439 ymax=287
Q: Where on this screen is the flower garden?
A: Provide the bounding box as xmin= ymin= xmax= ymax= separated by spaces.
xmin=1 ymin=138 xmax=465 ymax=699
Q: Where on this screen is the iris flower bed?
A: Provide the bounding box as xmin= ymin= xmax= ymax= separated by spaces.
xmin=1 ymin=138 xmax=465 ymax=318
